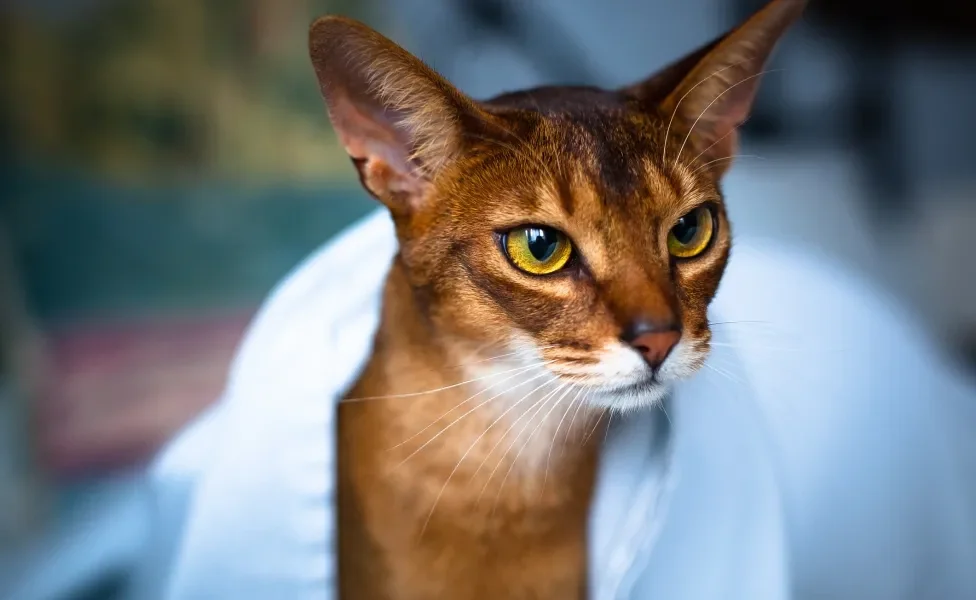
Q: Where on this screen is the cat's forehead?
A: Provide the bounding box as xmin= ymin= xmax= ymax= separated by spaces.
xmin=476 ymin=86 xmax=710 ymax=218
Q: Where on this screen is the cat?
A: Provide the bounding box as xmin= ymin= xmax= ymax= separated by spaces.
xmin=308 ymin=0 xmax=805 ymax=597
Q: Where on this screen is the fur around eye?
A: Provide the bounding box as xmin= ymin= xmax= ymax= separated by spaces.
xmin=668 ymin=206 xmax=715 ymax=259
xmin=503 ymin=226 xmax=573 ymax=275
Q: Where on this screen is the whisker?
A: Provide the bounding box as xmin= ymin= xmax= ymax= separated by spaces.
xmin=687 ymin=115 xmax=754 ymax=168
xmin=673 ymin=69 xmax=783 ymax=171
xmin=447 ymin=345 xmax=557 ymax=369
xmin=474 ymin=383 xmax=568 ymax=501
xmin=659 ymin=402 xmax=674 ymax=428
xmin=388 ymin=362 xmax=553 ymax=451
xmin=709 ymin=321 xmax=800 ymax=350
xmin=468 ymin=338 xmax=504 ymax=356
xmin=470 ymin=382 xmax=567 ymax=485
xmin=661 ymin=58 xmax=754 ymax=165
xmin=417 ymin=375 xmax=559 ymax=538
xmin=542 ymin=385 xmax=584 ymax=496
xmin=703 ymin=362 xmax=748 ymax=389
xmin=491 ymin=384 xmax=575 ymax=515
xmin=393 ymin=369 xmax=554 ymax=469
xmin=343 ymin=361 xmax=550 ymax=403
xmin=561 ymin=386 xmax=590 ymax=457
xmin=708 ymin=340 xmax=799 ymax=353
xmin=581 ymin=408 xmax=608 ymax=446
xmin=690 ymin=154 xmax=765 ymax=177
xmin=700 ymin=365 xmax=742 ymax=404
xmin=603 ymin=411 xmax=615 ymax=444
xmin=707 ymin=350 xmax=805 ymax=416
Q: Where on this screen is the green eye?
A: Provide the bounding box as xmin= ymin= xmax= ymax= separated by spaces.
xmin=667 ymin=205 xmax=715 ymax=258
xmin=503 ymin=226 xmax=573 ymax=275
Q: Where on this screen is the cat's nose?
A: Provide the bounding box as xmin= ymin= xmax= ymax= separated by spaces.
xmin=622 ymin=320 xmax=681 ymax=371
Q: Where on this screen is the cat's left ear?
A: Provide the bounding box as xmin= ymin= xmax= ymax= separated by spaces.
xmin=623 ymin=0 xmax=806 ymax=175
xmin=309 ymin=16 xmax=494 ymax=216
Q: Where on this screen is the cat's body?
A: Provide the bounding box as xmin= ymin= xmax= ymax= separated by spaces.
xmin=310 ymin=1 xmax=806 ymax=598
xmin=336 ymin=84 xmax=683 ymax=598
xmin=339 ymin=261 xmax=599 ymax=599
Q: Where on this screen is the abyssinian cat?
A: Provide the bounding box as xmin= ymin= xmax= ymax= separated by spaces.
xmin=308 ymin=0 xmax=805 ymax=597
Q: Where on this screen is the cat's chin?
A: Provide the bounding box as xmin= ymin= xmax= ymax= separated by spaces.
xmin=583 ymin=377 xmax=672 ymax=412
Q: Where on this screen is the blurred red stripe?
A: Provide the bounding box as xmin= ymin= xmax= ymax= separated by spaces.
xmin=36 ymin=311 xmax=254 ymax=477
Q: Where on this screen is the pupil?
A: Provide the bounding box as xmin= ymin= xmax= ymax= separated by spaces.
xmin=672 ymin=213 xmax=699 ymax=245
xmin=527 ymin=228 xmax=558 ymax=261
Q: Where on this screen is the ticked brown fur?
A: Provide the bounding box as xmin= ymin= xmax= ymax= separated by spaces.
xmin=310 ymin=1 xmax=806 ymax=598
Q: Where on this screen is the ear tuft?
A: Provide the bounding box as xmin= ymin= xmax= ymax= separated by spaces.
xmin=309 ymin=17 xmax=486 ymax=213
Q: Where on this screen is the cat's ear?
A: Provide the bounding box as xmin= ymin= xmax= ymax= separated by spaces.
xmin=309 ymin=17 xmax=490 ymax=215
xmin=622 ymin=0 xmax=805 ymax=175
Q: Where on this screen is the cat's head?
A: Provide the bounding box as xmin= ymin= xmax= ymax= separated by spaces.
xmin=310 ymin=0 xmax=804 ymax=409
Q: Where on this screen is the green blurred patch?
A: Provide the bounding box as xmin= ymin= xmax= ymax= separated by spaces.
xmin=2 ymin=0 xmax=375 ymax=185
xmin=2 ymin=165 xmax=375 ymax=323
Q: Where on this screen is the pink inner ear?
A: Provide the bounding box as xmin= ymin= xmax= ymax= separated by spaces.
xmin=330 ymin=92 xmax=414 ymax=178
xmin=329 ymin=91 xmax=429 ymax=205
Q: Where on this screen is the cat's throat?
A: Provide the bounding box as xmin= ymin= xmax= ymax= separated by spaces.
xmin=337 ymin=262 xmax=601 ymax=600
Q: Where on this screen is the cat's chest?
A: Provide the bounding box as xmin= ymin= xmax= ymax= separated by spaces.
xmin=338 ymin=360 xmax=600 ymax=599
xmin=338 ymin=396 xmax=596 ymax=600
xmin=341 ymin=389 xmax=598 ymax=527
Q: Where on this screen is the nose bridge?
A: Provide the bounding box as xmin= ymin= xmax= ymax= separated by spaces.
xmin=604 ymin=258 xmax=680 ymax=330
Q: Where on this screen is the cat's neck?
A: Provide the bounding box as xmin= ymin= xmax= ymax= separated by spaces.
xmin=343 ymin=258 xmax=601 ymax=503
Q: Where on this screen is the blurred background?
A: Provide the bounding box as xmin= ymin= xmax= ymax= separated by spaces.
xmin=0 ymin=0 xmax=973 ymax=598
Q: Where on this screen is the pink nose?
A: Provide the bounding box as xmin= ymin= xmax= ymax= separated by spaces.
xmin=629 ymin=330 xmax=680 ymax=370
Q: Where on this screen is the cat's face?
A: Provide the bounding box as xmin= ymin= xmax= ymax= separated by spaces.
xmin=311 ymin=0 xmax=804 ymax=408
xmin=393 ymin=94 xmax=730 ymax=408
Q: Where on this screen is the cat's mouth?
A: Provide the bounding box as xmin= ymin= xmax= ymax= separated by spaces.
xmin=580 ymin=374 xmax=672 ymax=410
xmin=539 ymin=338 xmax=707 ymax=409
xmin=598 ymin=375 xmax=664 ymax=396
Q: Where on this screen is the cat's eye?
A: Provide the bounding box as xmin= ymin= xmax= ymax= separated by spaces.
xmin=503 ymin=226 xmax=573 ymax=275
xmin=667 ymin=205 xmax=715 ymax=259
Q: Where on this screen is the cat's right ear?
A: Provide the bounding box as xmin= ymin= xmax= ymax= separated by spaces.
xmin=309 ymin=17 xmax=489 ymax=216
xmin=621 ymin=0 xmax=805 ymax=175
